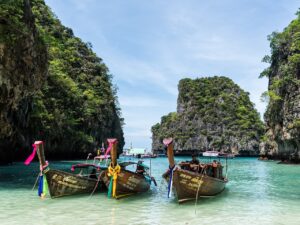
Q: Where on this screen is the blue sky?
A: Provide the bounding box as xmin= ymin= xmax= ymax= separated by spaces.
xmin=45 ymin=0 xmax=299 ymax=150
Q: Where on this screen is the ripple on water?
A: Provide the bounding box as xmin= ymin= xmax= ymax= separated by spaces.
xmin=0 ymin=158 xmax=300 ymax=225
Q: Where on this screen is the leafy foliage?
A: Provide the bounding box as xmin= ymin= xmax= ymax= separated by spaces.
xmin=261 ymin=10 xmax=300 ymax=136
xmin=26 ymin=0 xmax=124 ymax=155
xmin=152 ymin=76 xmax=264 ymax=152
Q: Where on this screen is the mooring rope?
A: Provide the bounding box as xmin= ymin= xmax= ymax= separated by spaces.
xmin=89 ymin=171 xmax=102 ymax=198
xmin=32 ymin=172 xmax=41 ymax=191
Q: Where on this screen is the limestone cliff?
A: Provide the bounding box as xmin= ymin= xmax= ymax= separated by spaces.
xmin=260 ymin=11 xmax=300 ymax=162
xmin=0 ymin=0 xmax=48 ymax=163
xmin=152 ymin=76 xmax=264 ymax=155
xmin=26 ymin=0 xmax=124 ymax=159
xmin=0 ymin=0 xmax=124 ymax=163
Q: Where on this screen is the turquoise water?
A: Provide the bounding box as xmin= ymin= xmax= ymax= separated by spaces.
xmin=0 ymin=157 xmax=299 ymax=225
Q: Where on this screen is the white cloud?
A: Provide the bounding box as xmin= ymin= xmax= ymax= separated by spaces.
xmin=108 ymin=55 xmax=179 ymax=96
xmin=44 ymin=0 xmax=298 ymax=149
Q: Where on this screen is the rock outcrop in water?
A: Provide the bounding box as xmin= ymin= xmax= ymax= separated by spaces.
xmin=260 ymin=11 xmax=300 ymax=163
xmin=152 ymin=76 xmax=264 ymax=155
xmin=0 ymin=0 xmax=124 ymax=164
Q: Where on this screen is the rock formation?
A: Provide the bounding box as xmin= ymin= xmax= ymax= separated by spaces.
xmin=260 ymin=11 xmax=300 ymax=163
xmin=152 ymin=76 xmax=264 ymax=155
xmin=0 ymin=0 xmax=124 ymax=163
xmin=0 ymin=0 xmax=48 ymax=163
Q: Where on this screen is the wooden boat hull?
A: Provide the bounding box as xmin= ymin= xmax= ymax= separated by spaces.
xmin=168 ymin=169 xmax=227 ymax=203
xmin=44 ymin=169 xmax=100 ymax=198
xmin=101 ymin=170 xmax=151 ymax=199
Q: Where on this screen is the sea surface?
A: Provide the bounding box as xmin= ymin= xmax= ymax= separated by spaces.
xmin=0 ymin=157 xmax=299 ymax=225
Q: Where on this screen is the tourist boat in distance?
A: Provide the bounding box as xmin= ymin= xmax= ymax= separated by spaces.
xmin=122 ymin=147 xmax=156 ymax=158
xmin=137 ymin=153 xmax=157 ymax=159
xmin=100 ymin=139 xmax=157 ymax=199
xmin=202 ymin=151 xmax=219 ymax=157
xmin=24 ymin=141 xmax=105 ymax=198
xmin=203 ymin=151 xmax=235 ymax=159
xmin=162 ymin=138 xmax=228 ymax=203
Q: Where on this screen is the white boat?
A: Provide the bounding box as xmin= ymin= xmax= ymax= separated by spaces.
xmin=202 ymin=151 xmax=219 ymax=157
xmin=202 ymin=151 xmax=235 ymax=158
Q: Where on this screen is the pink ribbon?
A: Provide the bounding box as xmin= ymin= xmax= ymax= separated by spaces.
xmin=104 ymin=141 xmax=113 ymax=158
xmin=40 ymin=161 xmax=49 ymax=171
xmin=24 ymin=141 xmax=44 ymax=165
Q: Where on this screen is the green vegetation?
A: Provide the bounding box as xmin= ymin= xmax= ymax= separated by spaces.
xmin=261 ymin=10 xmax=300 ymax=140
xmin=259 ymin=10 xmax=300 ymax=161
xmin=0 ymin=0 xmax=28 ymax=42
xmin=28 ymin=0 xmax=124 ymax=154
xmin=0 ymin=0 xmax=124 ymax=159
xmin=152 ymin=76 xmax=264 ymax=153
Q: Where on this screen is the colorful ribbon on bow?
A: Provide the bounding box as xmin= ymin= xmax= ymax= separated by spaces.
xmin=104 ymin=141 xmax=113 ymax=159
xmin=24 ymin=141 xmax=49 ymax=198
xmin=107 ymin=163 xmax=121 ymax=198
xmin=24 ymin=141 xmax=44 ymax=165
xmin=38 ymin=159 xmax=49 ymax=198
xmin=38 ymin=174 xmax=49 ymax=198
xmin=167 ymin=165 xmax=175 ymax=198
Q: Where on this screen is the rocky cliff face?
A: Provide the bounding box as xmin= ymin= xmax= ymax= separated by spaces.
xmin=260 ymin=12 xmax=300 ymax=162
xmin=26 ymin=0 xmax=124 ymax=159
xmin=0 ymin=0 xmax=124 ymax=163
xmin=152 ymin=76 xmax=264 ymax=155
xmin=0 ymin=0 xmax=48 ymax=164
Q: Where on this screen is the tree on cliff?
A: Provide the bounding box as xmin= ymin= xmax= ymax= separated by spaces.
xmin=0 ymin=0 xmax=48 ymax=163
xmin=260 ymin=10 xmax=300 ymax=162
xmin=152 ymin=76 xmax=264 ymax=155
xmin=0 ymin=0 xmax=124 ymax=163
xmin=27 ymin=0 xmax=124 ymax=158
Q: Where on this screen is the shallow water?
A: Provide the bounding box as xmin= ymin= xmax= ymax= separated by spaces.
xmin=0 ymin=157 xmax=299 ymax=225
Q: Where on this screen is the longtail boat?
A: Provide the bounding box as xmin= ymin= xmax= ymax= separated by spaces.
xmin=25 ymin=141 xmax=104 ymax=198
xmin=162 ymin=138 xmax=228 ymax=203
xmin=100 ymin=138 xmax=156 ymax=199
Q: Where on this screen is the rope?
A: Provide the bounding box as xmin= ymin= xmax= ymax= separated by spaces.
xmin=89 ymin=172 xmax=102 ymax=198
xmin=32 ymin=172 xmax=41 ymax=191
xmin=107 ymin=163 xmax=121 ymax=198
